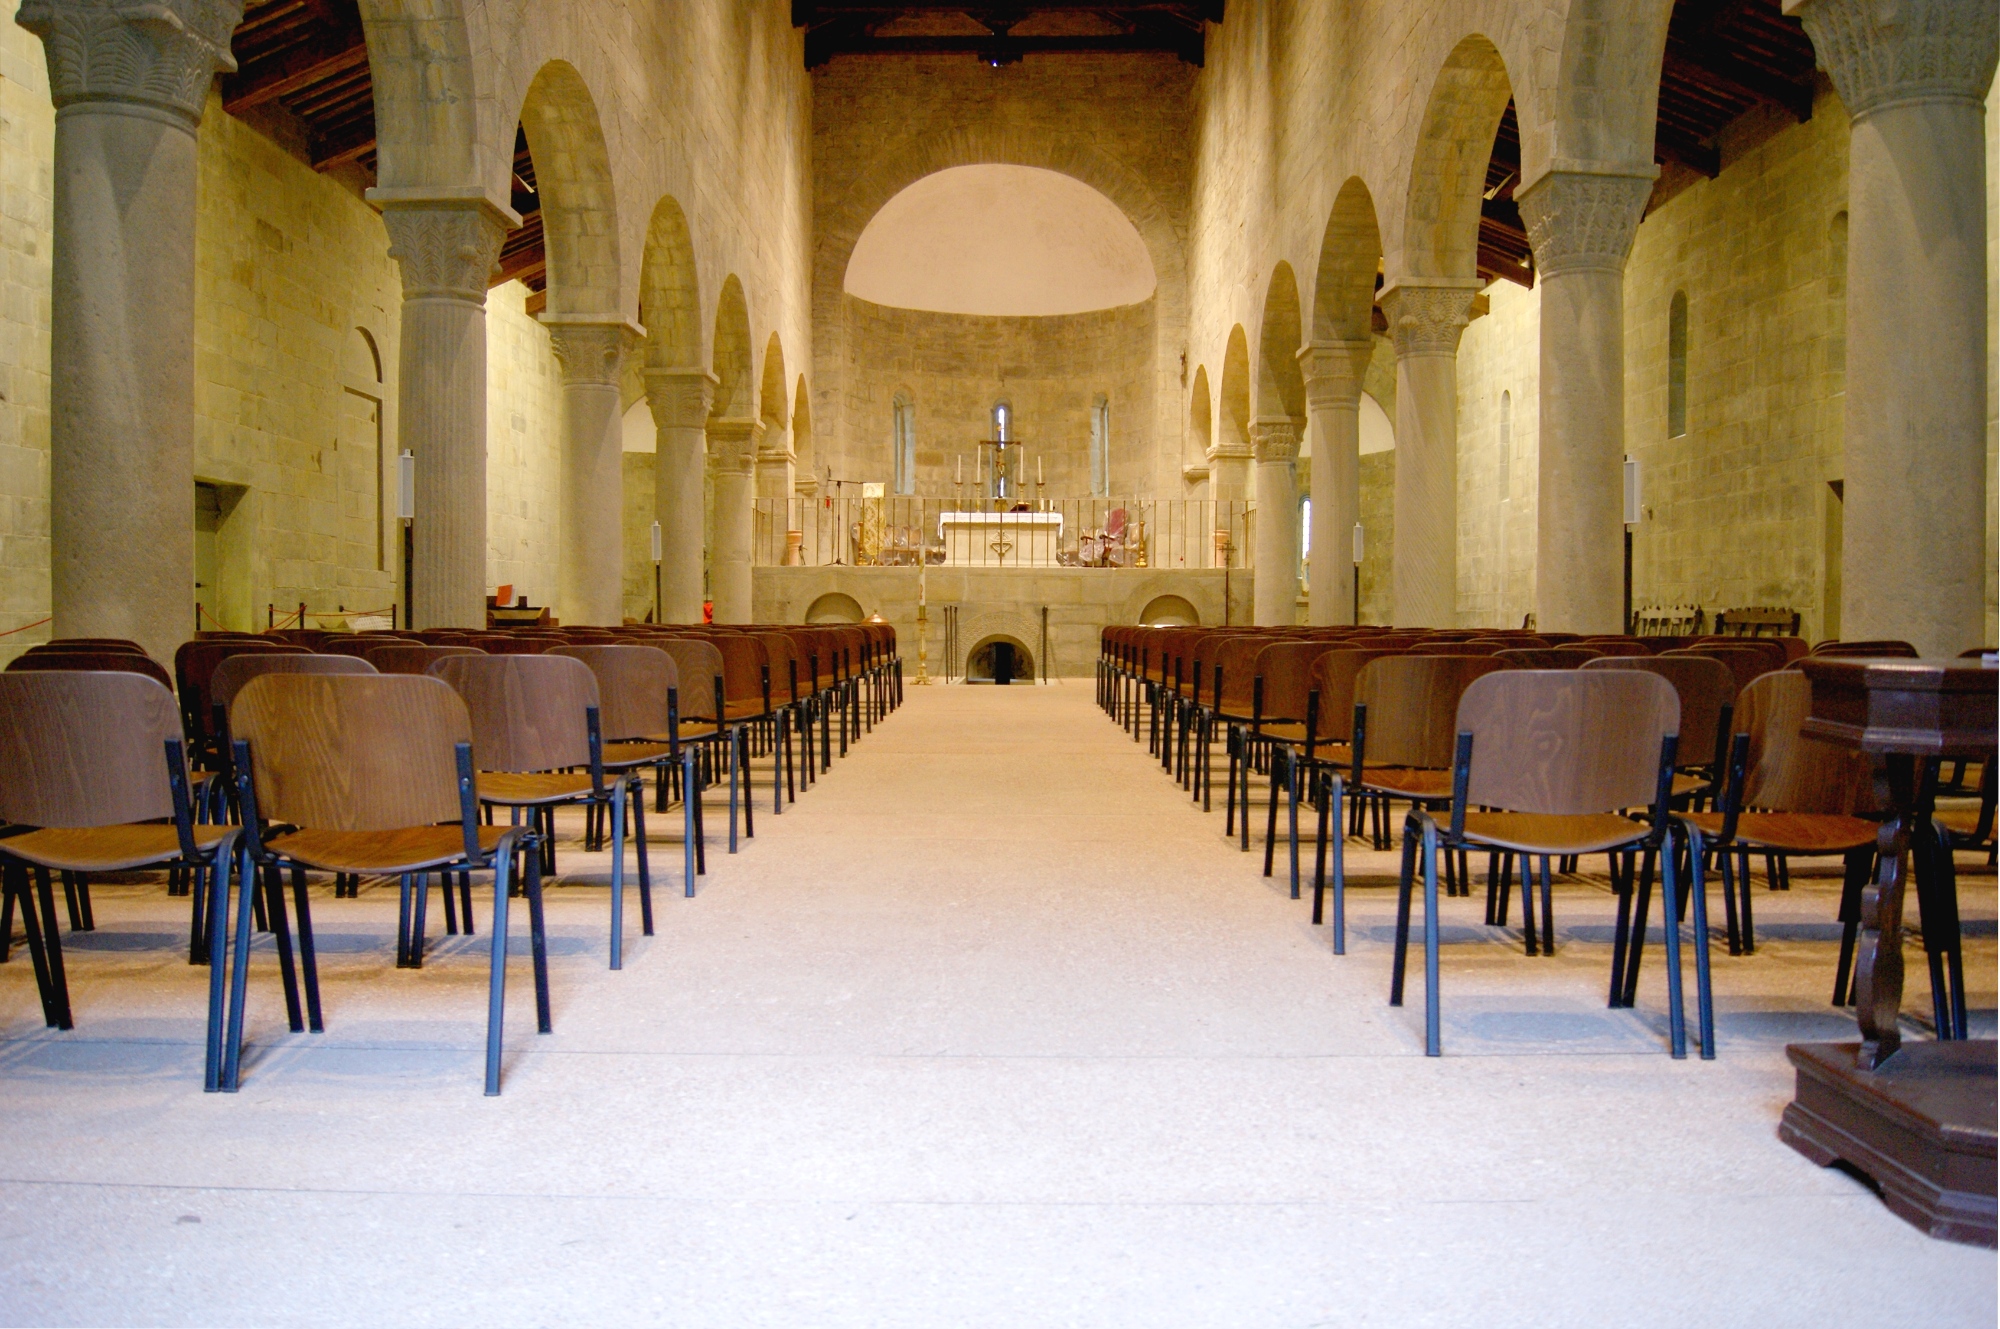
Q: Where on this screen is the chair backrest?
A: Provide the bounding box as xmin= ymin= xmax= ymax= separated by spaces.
xmin=13 ymin=648 xmax=175 ymax=691
xmin=230 ymin=674 xmax=469 ymax=831
xmin=1734 ymin=670 xmax=1871 ymax=815
xmin=1572 ymin=637 xmax=1654 ymax=657
xmin=1456 ymin=670 xmax=1679 ymax=816
xmin=366 ymin=642 xmax=485 ymax=675
xmin=1307 ymin=647 xmax=1397 ymax=740
xmin=212 ymin=651 xmax=377 ymax=715
xmin=1494 ymin=648 xmax=1585 ymax=671
xmin=550 ymin=644 xmax=677 ymax=740
xmin=39 ymin=637 xmax=145 ymax=652
xmin=1665 ymin=645 xmax=1772 ymax=696
xmin=429 ymin=654 xmax=596 ymax=773
xmin=1581 ymin=653 xmax=1734 ymax=766
xmin=0 ymin=671 xmax=181 ymax=827
xmin=321 ymin=634 xmax=399 ymax=659
xmin=653 ymin=638 xmax=725 ymax=720
xmin=1810 ymin=639 xmax=1919 ymax=659
xmin=713 ymin=634 xmax=769 ymax=706
xmin=1250 ymin=642 xmax=1334 ymax=724
xmin=755 ymin=632 xmax=801 ymax=701
xmin=1356 ymin=654 xmax=1509 ymax=768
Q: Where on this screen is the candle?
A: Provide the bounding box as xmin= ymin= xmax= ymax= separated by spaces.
xmin=956 ymin=455 xmax=963 ymax=484
xmin=1037 ymin=455 xmax=1043 ymax=485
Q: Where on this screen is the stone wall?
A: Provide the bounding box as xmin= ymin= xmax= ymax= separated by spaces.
xmin=484 ymin=281 xmax=564 ymax=610
xmin=0 ymin=23 xmax=52 ymax=652
xmin=1453 ymin=278 xmax=1540 ymax=630
xmin=840 ymin=295 xmax=1155 ymax=497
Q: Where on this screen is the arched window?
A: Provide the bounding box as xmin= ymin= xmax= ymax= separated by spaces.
xmin=1667 ymin=291 xmax=1689 ymax=439
xmin=1498 ymin=390 xmax=1512 ymax=498
xmin=1089 ymin=395 xmax=1110 ymax=497
xmin=892 ymin=392 xmax=916 ymax=495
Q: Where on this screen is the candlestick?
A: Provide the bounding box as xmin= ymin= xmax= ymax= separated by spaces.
xmin=1037 ymin=455 xmax=1043 ymax=485
xmin=956 ymin=455 xmax=962 ymax=484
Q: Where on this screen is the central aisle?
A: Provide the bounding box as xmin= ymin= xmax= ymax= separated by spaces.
xmin=0 ymin=684 xmax=1990 ymax=1326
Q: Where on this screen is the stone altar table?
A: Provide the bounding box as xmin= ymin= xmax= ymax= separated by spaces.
xmin=939 ymin=511 xmax=1062 ymax=567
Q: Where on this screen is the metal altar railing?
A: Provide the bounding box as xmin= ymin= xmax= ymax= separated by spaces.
xmin=752 ymin=497 xmax=1255 ymax=570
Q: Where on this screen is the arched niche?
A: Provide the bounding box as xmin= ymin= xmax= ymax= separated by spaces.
xmin=804 ymin=591 xmax=865 ymax=624
xmin=1138 ymin=594 xmax=1199 ymax=627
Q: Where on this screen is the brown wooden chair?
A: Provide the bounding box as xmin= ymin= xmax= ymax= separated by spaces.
xmin=1664 ymin=645 xmax=1774 ymax=697
xmin=659 ymin=637 xmax=751 ymax=851
xmin=430 ymin=654 xmax=652 ymax=967
xmin=1346 ymin=654 xmax=1510 ymax=850
xmin=12 ymin=648 xmax=173 ymax=691
xmin=34 ymin=637 xmax=146 ymax=652
xmin=1572 ymin=637 xmax=1655 ymax=657
xmin=0 ymin=670 xmax=239 ymax=1084
xmin=1392 ymin=668 xmax=1709 ymax=1058
xmin=224 ymin=673 xmax=548 ymax=1094
xmin=1583 ymin=654 xmax=1737 ymax=809
xmin=1809 ymin=639 xmax=1918 ymax=658
xmin=1493 ymin=648 xmax=1583 ymax=671
xmin=365 ymin=643 xmax=485 ymax=675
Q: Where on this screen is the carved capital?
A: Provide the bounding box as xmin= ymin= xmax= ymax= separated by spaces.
xmin=381 ymin=202 xmax=511 ymax=304
xmin=17 ymin=0 xmax=241 ymax=124
xmin=1377 ymin=280 xmax=1481 ymax=358
xmin=706 ymin=416 xmax=759 ymax=475
xmin=644 ymin=367 xmax=719 ymax=430
xmin=1514 ymin=171 xmax=1652 ymax=278
xmin=1297 ymin=338 xmax=1374 ymax=411
xmin=544 ymin=318 xmax=642 ymax=388
xmin=1250 ymin=418 xmax=1299 ymax=464
xmin=1788 ymin=0 xmax=1998 ymax=120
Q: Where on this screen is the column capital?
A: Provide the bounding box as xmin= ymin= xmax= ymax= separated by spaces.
xmin=1297 ymin=338 xmax=1374 ymax=409
xmin=706 ymin=416 xmax=760 ymax=475
xmin=1786 ymin=0 xmax=1997 ymax=120
xmin=1205 ymin=438 xmax=1252 ymax=463
xmin=1514 ymin=170 xmax=1653 ymax=279
xmin=1377 ymin=279 xmax=1482 ymax=358
xmin=644 ymin=367 xmax=719 ymax=430
xmin=380 ymin=199 xmax=514 ymax=305
xmin=1249 ymin=417 xmax=1299 ymax=464
xmin=17 ymin=0 xmax=241 ymax=125
xmin=543 ymin=318 xmax=643 ymax=388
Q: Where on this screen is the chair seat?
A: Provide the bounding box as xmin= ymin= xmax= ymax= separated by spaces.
xmin=1671 ymin=772 xmax=1713 ymax=798
xmin=722 ymin=700 xmax=766 ymax=721
xmin=1461 ymin=811 xmax=1651 ymax=855
xmin=603 ymin=740 xmax=676 ymax=768
xmin=477 ymin=770 xmax=597 ymax=806
xmin=1360 ymin=767 xmax=1454 ymax=799
xmin=2 ymin=822 xmax=231 ymax=872
xmin=267 ymin=824 xmax=509 ymax=874
xmin=1683 ymin=811 xmax=1878 ymax=854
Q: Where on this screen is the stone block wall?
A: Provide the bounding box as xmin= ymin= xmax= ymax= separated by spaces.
xmin=0 ymin=24 xmax=52 ymax=654
xmin=1453 ymin=277 xmax=1540 ymax=630
xmin=840 ymin=295 xmax=1154 ymax=496
xmin=484 ymin=281 xmax=563 ymax=610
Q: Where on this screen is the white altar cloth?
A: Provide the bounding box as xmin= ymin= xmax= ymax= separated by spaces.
xmin=938 ymin=511 xmax=1064 ymax=566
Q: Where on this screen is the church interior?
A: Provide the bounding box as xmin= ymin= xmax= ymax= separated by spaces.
xmin=0 ymin=0 xmax=1996 ymax=1320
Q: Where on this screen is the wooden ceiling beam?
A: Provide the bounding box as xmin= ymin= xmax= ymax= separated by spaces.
xmin=1663 ymin=47 xmax=1812 ymax=122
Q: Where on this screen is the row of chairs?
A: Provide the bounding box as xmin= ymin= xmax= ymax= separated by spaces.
xmin=0 ymin=620 xmax=900 ymax=1096
xmin=1097 ymin=624 xmax=1993 ymax=1059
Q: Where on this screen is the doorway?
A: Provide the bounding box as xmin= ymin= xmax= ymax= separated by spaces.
xmin=1822 ymin=479 xmax=1843 ymax=641
xmin=194 ymin=480 xmax=250 ymax=632
xmin=967 ymin=635 xmax=1033 ymax=684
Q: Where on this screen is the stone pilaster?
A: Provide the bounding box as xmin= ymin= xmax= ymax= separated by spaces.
xmin=706 ymin=416 xmax=759 ymax=624
xmin=1249 ymin=417 xmax=1300 ymax=625
xmin=1515 ymin=170 xmax=1652 ymax=634
xmin=756 ymin=426 xmax=797 ymax=503
xmin=644 ymin=368 xmax=717 ymax=623
xmin=1299 ymin=339 xmax=1373 ymax=624
xmin=18 ymin=0 xmax=241 ymax=660
xmin=1377 ymin=279 xmax=1480 ymax=629
xmin=1788 ymin=0 xmax=1997 ymax=656
xmin=379 ymin=199 xmax=513 ymax=628
xmin=546 ymin=318 xmax=642 ymax=627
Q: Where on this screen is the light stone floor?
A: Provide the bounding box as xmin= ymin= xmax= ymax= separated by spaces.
xmin=0 ymin=682 xmax=1994 ymax=1327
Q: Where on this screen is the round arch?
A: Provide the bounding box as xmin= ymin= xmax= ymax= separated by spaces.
xmin=1218 ymin=326 xmax=1251 ymax=455
xmin=711 ymin=276 xmax=753 ymax=419
xmin=1399 ymin=35 xmax=1516 ymax=282
xmin=1256 ymin=262 xmax=1305 ymax=422
xmin=639 ymin=195 xmax=702 ymax=370
xmin=758 ymin=334 xmax=788 ymax=429
xmin=804 ymin=592 xmax=865 ymax=624
xmin=1313 ymin=178 xmax=1383 ymax=344
xmin=516 ymin=61 xmax=621 ymax=318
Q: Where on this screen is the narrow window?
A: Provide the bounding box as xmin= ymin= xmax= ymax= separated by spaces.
xmin=1498 ymin=390 xmax=1512 ymax=497
xmin=892 ymin=393 xmax=916 ymax=495
xmin=1667 ymin=291 xmax=1689 ymax=438
xmin=991 ymin=400 xmax=1011 ymax=443
xmin=1089 ymin=395 xmax=1110 ymax=497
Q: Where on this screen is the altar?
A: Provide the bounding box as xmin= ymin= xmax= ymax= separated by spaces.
xmin=938 ymin=511 xmax=1063 ymax=567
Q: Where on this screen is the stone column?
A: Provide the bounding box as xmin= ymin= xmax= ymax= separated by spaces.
xmin=1249 ymin=417 xmax=1300 ymax=625
xmin=1515 ymin=170 xmax=1653 ymax=635
xmin=545 ymin=318 xmax=641 ymax=627
xmin=376 ymin=195 xmax=514 ymax=628
xmin=644 ymin=369 xmax=717 ymax=623
xmin=707 ymin=416 xmax=759 ymax=623
xmin=756 ymin=425 xmax=796 ymax=502
xmin=1377 ymin=279 xmax=1480 ymax=629
xmin=18 ymin=0 xmax=241 ymax=661
xmin=1788 ymin=0 xmax=1996 ymax=657
xmin=1298 ymin=339 xmax=1373 ymax=625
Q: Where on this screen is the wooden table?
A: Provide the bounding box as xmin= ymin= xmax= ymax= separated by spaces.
xmin=1782 ymin=657 xmax=1996 ymax=1246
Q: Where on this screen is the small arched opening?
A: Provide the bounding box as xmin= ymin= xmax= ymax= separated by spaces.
xmin=804 ymin=591 xmax=866 ymax=624
xmin=1138 ymin=594 xmax=1199 ymax=627
xmin=966 ymin=634 xmax=1034 ymax=685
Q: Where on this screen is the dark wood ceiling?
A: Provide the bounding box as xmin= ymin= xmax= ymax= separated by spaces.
xmin=221 ymin=0 xmax=1819 ymax=299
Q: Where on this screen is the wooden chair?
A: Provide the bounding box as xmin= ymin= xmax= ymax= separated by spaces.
xmin=1583 ymin=654 xmax=1737 ymax=809
xmin=1572 ymin=637 xmax=1655 ymax=657
xmin=11 ymin=648 xmax=173 ymax=690
xmin=169 ymin=639 xmax=309 ymax=775
xmin=430 ymin=654 xmax=653 ymax=967
xmin=1346 ymin=654 xmax=1510 ymax=850
xmin=224 ymin=673 xmax=548 ymax=1095
xmin=365 ymin=643 xmax=485 ymax=675
xmin=1493 ymin=648 xmax=1585 ymax=671
xmin=649 ymin=637 xmax=742 ymax=852
xmin=1809 ymin=639 xmax=1918 ymax=658
xmin=1664 ymin=645 xmax=1775 ymax=696
xmin=1392 ymin=669 xmax=1710 ymax=1058
xmin=0 ymin=671 xmax=239 ymax=1085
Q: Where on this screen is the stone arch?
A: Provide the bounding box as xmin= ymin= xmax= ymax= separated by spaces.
xmin=1256 ymin=263 xmax=1305 ymax=422
xmin=1188 ymin=365 xmax=1212 ymax=461
xmin=804 ymin=591 xmax=865 ymax=624
xmin=1313 ymin=178 xmax=1382 ymax=343
xmin=638 ymin=195 xmax=702 ymax=370
xmin=1138 ymin=594 xmax=1199 ymax=627
xmin=1400 ymin=35 xmax=1516 ymax=282
xmin=1548 ymin=0 xmax=1674 ymax=179
xmin=951 ymin=606 xmax=1045 ymax=675
xmin=758 ymin=334 xmax=788 ymax=429
xmin=793 ymin=376 xmax=815 ymax=483
xmin=516 ymin=61 xmax=621 ymax=319
xmin=711 ymin=276 xmax=753 ymax=419
xmin=1218 ymin=326 xmax=1251 ymax=454
xmin=356 ymin=0 xmax=491 ymax=193
xmin=347 ymin=326 xmax=383 ymax=386
xmin=966 ymin=634 xmax=1035 ymax=684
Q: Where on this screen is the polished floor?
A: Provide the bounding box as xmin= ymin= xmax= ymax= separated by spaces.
xmin=0 ymin=682 xmax=1993 ymax=1326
